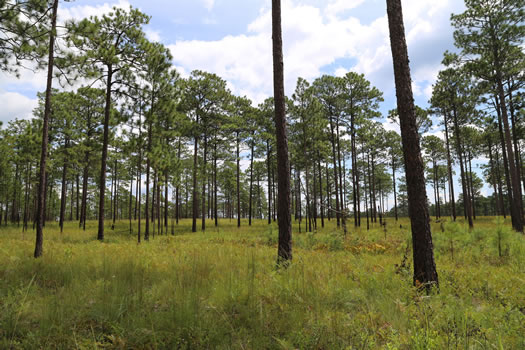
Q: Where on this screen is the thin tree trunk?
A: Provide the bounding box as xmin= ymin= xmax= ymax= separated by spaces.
xmin=452 ymin=106 xmax=473 ymax=228
xmin=34 ymin=0 xmax=58 ymax=258
xmin=329 ymin=115 xmax=340 ymax=227
xmin=202 ymin=134 xmax=207 ymax=231
xmin=145 ymin=119 xmax=152 ymax=240
xmin=59 ymin=138 xmax=69 ymax=233
xmin=236 ymin=132 xmax=241 ymax=228
xmin=192 ymin=125 xmax=199 ymax=233
xmin=267 ymin=140 xmax=272 ymax=225
xmin=392 ymin=152 xmax=398 ymax=221
xmin=495 ymin=96 xmax=515 ymax=226
xmin=444 ymin=113 xmax=456 ymax=220
xmin=97 ymin=63 xmax=114 ymax=241
xmin=75 ymin=173 xmax=79 ymax=221
xmin=494 ymin=54 xmax=523 ymax=232
xmin=317 ymin=155 xmax=324 ymax=228
xmin=249 ymin=136 xmax=254 ymax=226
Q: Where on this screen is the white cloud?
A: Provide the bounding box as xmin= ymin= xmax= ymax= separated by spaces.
xmin=0 ymin=91 xmax=38 ymax=124
xmin=168 ymin=0 xmax=463 ymax=105
xmin=326 ymin=0 xmax=366 ymax=19
xmin=59 ymin=0 xmax=132 ymax=22
xmin=145 ymin=28 xmax=161 ymax=42
xmin=201 ymin=0 xmax=215 ymax=11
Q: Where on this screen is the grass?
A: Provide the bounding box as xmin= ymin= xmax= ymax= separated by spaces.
xmin=0 ymin=216 xmax=524 ymax=349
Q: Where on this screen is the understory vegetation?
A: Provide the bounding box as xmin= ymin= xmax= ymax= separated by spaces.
xmin=1 ymin=217 xmax=524 ymax=349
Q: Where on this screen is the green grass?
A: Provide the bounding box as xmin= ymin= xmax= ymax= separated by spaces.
xmin=0 ymin=216 xmax=524 ymax=349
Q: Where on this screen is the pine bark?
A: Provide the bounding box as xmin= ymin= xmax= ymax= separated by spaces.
xmin=34 ymin=0 xmax=58 ymax=258
xmin=386 ymin=0 xmax=438 ymax=288
xmin=272 ymin=0 xmax=292 ymax=264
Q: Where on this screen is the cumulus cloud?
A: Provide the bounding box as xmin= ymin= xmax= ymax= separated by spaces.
xmin=0 ymin=91 xmax=38 ymax=124
xmin=145 ymin=28 xmax=161 ymax=42
xmin=59 ymin=0 xmax=132 ymax=22
xmin=168 ymin=0 xmax=464 ymax=105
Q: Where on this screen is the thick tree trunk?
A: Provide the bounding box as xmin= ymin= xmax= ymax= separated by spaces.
xmin=272 ymin=0 xmax=292 ymax=264
xmin=34 ymin=0 xmax=58 ymax=258
xmin=386 ymin=0 xmax=438 ymax=288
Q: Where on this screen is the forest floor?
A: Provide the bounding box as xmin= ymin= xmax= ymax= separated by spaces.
xmin=0 ymin=216 xmax=524 ymax=349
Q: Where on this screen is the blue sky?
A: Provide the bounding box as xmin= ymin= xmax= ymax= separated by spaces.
xmin=1 ymin=0 xmax=466 ymax=123
xmin=2 ymin=0 xmax=493 ymax=201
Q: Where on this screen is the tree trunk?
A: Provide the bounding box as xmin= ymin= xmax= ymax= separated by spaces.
xmin=329 ymin=115 xmax=340 ymax=227
xmin=59 ymin=138 xmax=69 ymax=233
xmin=392 ymin=151 xmax=398 ymax=221
xmin=202 ymin=134 xmax=207 ymax=231
xmin=272 ymin=0 xmax=292 ymax=264
xmin=249 ymin=136 xmax=254 ymax=226
xmin=213 ymin=139 xmax=218 ymax=227
xmin=386 ymin=0 xmax=438 ymax=288
xmin=495 ymin=52 xmax=523 ymax=232
xmin=192 ymin=125 xmax=199 ymax=233
xmin=443 ymin=113 xmax=456 ymax=221
xmin=495 ymin=96 xmax=515 ymax=226
xmin=317 ymin=155 xmax=324 ymax=228
xmin=145 ymin=119 xmax=152 ymax=240
xmin=112 ymin=159 xmax=118 ymax=229
xmin=452 ymin=106 xmax=473 ymax=228
xmin=487 ymin=136 xmax=501 ymax=216
xmin=236 ymin=132 xmax=241 ymax=228
xmin=97 ymin=64 xmax=114 ymax=241
xmin=74 ymin=173 xmax=78 ymax=221
xmin=34 ymin=0 xmax=58 ymax=258
xmin=267 ymin=140 xmax=272 ymax=225
xmin=468 ymin=154 xmax=476 ymax=220
xmin=507 ymin=82 xmax=524 ymax=213
xmin=129 ymin=170 xmax=133 ymax=233
xmin=165 ymin=173 xmax=168 ymax=233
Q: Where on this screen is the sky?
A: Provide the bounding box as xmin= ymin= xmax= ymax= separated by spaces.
xmin=2 ymin=0 xmax=493 ymax=201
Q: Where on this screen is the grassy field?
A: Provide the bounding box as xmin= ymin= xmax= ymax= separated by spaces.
xmin=0 ymin=216 xmax=524 ymax=349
